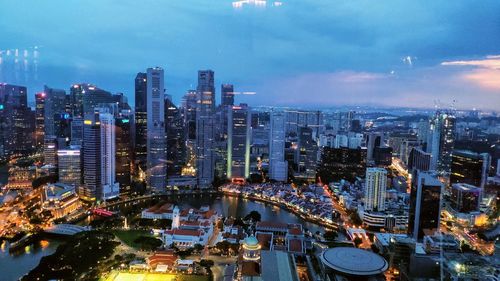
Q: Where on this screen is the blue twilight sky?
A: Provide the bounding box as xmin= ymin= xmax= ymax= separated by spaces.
xmin=0 ymin=0 xmax=500 ymax=110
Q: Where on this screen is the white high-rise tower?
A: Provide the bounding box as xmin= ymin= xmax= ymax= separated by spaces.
xmin=364 ymin=168 xmax=387 ymax=212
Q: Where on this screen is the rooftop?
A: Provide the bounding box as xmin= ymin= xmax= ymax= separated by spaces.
xmin=320 ymin=247 xmax=388 ymax=276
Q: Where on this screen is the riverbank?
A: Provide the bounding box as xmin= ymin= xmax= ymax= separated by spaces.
xmin=222 ymin=191 xmax=338 ymax=231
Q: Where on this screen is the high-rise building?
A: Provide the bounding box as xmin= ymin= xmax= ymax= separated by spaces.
xmin=227 ymin=104 xmax=251 ymax=181
xmin=35 ymin=92 xmax=46 ymax=148
xmin=43 ymin=85 xmax=66 ymax=137
xmin=366 ymin=132 xmax=384 ymax=162
xmin=221 ymin=84 xmax=234 ymax=106
xmin=428 ymin=111 xmax=455 ymax=175
xmin=43 ymin=136 xmax=58 ymax=166
xmin=317 ymin=147 xmax=367 ymax=183
xmin=134 ymin=72 xmax=148 ymax=174
xmin=364 ymin=168 xmax=387 ymax=212
xmin=408 ymin=147 xmax=431 ymax=172
xmin=450 ymin=183 xmax=481 ymax=213
xmin=269 ymin=110 xmax=288 ymax=181
xmin=297 ymin=126 xmax=318 ymax=181
xmin=450 ymin=150 xmax=490 ymax=189
xmin=70 ymin=117 xmax=84 ymax=146
xmin=146 ymin=67 xmax=167 ymax=191
xmin=408 ymin=171 xmax=443 ymax=240
xmin=115 ymin=113 xmax=132 ymax=194
xmin=57 ymin=146 xmax=82 ymax=186
xmin=0 ymin=83 xmax=34 ymax=158
xmin=165 ymin=98 xmax=185 ymax=177
xmin=82 ymin=109 xmax=119 ymax=201
xmin=196 ymin=70 xmax=216 ymax=187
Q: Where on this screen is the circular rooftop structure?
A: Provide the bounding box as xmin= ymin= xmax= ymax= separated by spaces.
xmin=320 ymin=247 xmax=388 ymax=276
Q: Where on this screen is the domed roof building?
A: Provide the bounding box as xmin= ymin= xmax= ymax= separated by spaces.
xmin=242 ymin=236 xmax=261 ymax=261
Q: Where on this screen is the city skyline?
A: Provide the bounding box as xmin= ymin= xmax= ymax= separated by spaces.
xmin=1 ymin=0 xmax=500 ymax=110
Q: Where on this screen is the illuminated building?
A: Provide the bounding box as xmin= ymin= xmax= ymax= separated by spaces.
xmin=57 ymin=146 xmax=82 ymax=186
xmin=165 ymin=97 xmax=185 ymax=177
xmin=0 ymin=83 xmax=34 ymax=158
xmin=221 ymin=83 xmax=234 ymax=106
xmin=366 ymin=132 xmax=384 ymax=162
xmin=195 ymin=70 xmax=216 ymax=187
xmin=316 ymin=147 xmax=367 ymax=183
xmin=450 ymin=149 xmax=490 ymax=189
xmin=43 ymin=85 xmax=66 ymax=138
xmin=134 ymin=72 xmax=148 ymax=175
xmin=450 ymin=183 xmax=481 ymax=213
xmin=296 ymin=126 xmax=318 ymax=181
xmin=41 ymin=183 xmax=81 ymax=219
xmin=43 ymin=135 xmax=58 ymax=166
xmin=428 ymin=111 xmax=455 ymax=175
xmin=227 ymin=104 xmax=251 ymax=182
xmin=146 ymin=67 xmax=167 ymax=191
xmin=35 ymin=91 xmax=46 ymax=148
xmin=269 ymin=110 xmax=288 ymax=181
xmin=364 ymin=168 xmax=387 ymax=212
xmin=115 ymin=114 xmax=132 ymax=194
xmin=82 ymin=109 xmax=119 ymax=201
xmin=408 ymin=147 xmax=431 ymax=172
xmin=408 ymin=171 xmax=442 ymax=240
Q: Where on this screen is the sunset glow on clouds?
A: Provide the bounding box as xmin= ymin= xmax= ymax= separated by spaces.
xmin=442 ymin=55 xmax=500 ymax=90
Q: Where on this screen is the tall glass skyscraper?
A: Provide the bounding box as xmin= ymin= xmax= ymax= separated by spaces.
xmin=146 ymin=67 xmax=167 ymax=191
xmin=364 ymin=167 xmax=387 ymax=212
xmin=269 ymin=110 xmax=287 ymax=181
xmin=227 ymin=104 xmax=251 ymax=181
xmin=196 ymin=70 xmax=216 ymax=187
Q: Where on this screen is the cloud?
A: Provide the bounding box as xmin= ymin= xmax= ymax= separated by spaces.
xmin=441 ymin=55 xmax=500 ymax=90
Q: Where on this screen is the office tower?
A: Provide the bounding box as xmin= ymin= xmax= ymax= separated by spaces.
xmin=227 ymin=104 xmax=251 ymax=181
xmin=269 ymin=110 xmax=288 ymax=181
xmin=115 ymin=113 xmax=132 ymax=194
xmin=181 ymin=90 xmax=198 ymax=170
xmin=43 ymin=136 xmax=58 ymax=166
xmin=221 ymin=84 xmax=234 ymax=106
xmin=450 ymin=183 xmax=481 ymax=213
xmin=165 ymin=98 xmax=184 ymax=177
xmin=146 ymin=67 xmax=167 ymax=191
xmin=57 ymin=146 xmax=82 ymax=186
xmin=35 ymin=91 xmax=46 ymax=148
xmin=196 ymin=70 xmax=216 ymax=187
xmin=82 ymin=109 xmax=119 ymax=201
xmin=450 ymin=150 xmax=490 ymax=189
xmin=43 ymin=85 xmax=67 ymax=137
xmin=408 ymin=171 xmax=443 ymax=240
xmin=284 ymin=109 xmax=323 ymax=138
xmin=70 ymin=117 xmax=84 ymax=146
xmin=373 ymin=146 xmax=393 ymax=166
xmin=297 ymin=126 xmax=318 ymax=180
xmin=0 ymin=83 xmax=34 ymax=158
xmin=53 ymin=112 xmax=72 ymax=143
xmin=366 ymin=132 xmax=384 ymax=162
xmin=408 ymin=147 xmax=431 ymax=172
xmin=364 ymin=168 xmax=387 ymax=212
xmin=428 ymin=111 xmax=455 ymax=175
xmin=417 ymin=119 xmax=430 ymax=146
xmin=70 ymin=84 xmax=85 ymax=117
xmin=134 ymin=72 xmax=148 ymax=174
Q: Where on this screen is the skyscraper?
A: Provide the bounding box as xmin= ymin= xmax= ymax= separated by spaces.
xmin=408 ymin=147 xmax=431 ymax=172
xmin=43 ymin=85 xmax=66 ymax=138
xmin=366 ymin=132 xmax=383 ymax=163
xmin=450 ymin=183 xmax=481 ymax=213
xmin=227 ymin=104 xmax=251 ymax=181
xmin=364 ymin=168 xmax=387 ymax=212
xmin=35 ymin=91 xmax=46 ymax=148
xmin=146 ymin=67 xmax=167 ymax=191
xmin=428 ymin=111 xmax=455 ymax=175
xmin=408 ymin=171 xmax=443 ymax=240
xmin=450 ymin=150 xmax=490 ymax=189
xmin=115 ymin=113 xmax=132 ymax=194
xmin=82 ymin=109 xmax=119 ymax=201
xmin=221 ymin=84 xmax=234 ymax=106
xmin=0 ymin=83 xmax=34 ymax=158
xmin=165 ymin=97 xmax=185 ymax=177
xmin=269 ymin=110 xmax=288 ymax=181
xmin=57 ymin=146 xmax=82 ymax=186
xmin=134 ymin=72 xmax=148 ymax=175
xmin=196 ymin=70 xmax=216 ymax=187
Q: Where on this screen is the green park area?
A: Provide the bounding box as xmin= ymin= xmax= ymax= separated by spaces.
xmin=112 ymin=229 xmax=163 ymax=251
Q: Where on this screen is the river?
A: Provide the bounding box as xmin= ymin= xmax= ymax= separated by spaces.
xmin=0 ymin=191 xmax=326 ymax=280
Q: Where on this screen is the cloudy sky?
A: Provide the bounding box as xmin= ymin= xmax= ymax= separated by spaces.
xmin=1 ymin=0 xmax=499 ymax=110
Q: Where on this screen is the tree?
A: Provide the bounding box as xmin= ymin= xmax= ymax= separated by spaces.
xmin=133 ymin=236 xmax=162 ymax=251
xmin=353 ymin=237 xmax=362 ymax=248
xmin=193 ymin=243 xmax=204 ymax=253
xmin=199 ymin=259 xmax=214 ymax=268
xmin=370 ymin=244 xmax=380 ymax=253
xmin=244 ymin=211 xmax=261 ymax=222
xmin=215 ymin=241 xmax=231 ymax=254
xmin=323 ymin=231 xmax=338 ymax=241
xmin=350 ymin=212 xmax=363 ymax=226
